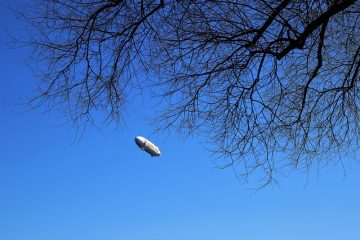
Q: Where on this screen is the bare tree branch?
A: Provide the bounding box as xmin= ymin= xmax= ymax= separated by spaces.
xmin=15 ymin=0 xmax=360 ymax=186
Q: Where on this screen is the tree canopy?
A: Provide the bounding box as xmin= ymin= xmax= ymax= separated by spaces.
xmin=19 ymin=0 xmax=360 ymax=185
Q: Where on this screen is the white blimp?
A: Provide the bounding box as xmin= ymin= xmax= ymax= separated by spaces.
xmin=135 ymin=136 xmax=161 ymax=157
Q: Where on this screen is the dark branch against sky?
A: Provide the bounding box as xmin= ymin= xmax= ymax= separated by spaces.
xmin=18 ymin=0 xmax=360 ymax=186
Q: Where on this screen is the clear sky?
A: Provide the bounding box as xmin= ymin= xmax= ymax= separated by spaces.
xmin=1 ymin=2 xmax=360 ymax=240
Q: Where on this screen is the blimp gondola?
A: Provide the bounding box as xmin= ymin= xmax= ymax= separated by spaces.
xmin=135 ymin=136 xmax=161 ymax=157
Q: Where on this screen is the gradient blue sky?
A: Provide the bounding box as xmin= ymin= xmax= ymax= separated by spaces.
xmin=1 ymin=3 xmax=360 ymax=240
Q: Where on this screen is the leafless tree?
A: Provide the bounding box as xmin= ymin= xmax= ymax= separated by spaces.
xmin=17 ymin=0 xmax=360 ymax=186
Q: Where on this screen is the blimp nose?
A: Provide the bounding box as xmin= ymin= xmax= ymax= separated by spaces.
xmin=135 ymin=136 xmax=146 ymax=147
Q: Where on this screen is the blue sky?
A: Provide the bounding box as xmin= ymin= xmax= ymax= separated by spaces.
xmin=1 ymin=2 xmax=360 ymax=240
